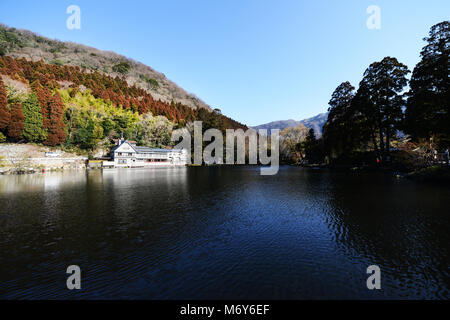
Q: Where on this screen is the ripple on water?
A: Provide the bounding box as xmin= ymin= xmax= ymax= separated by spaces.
xmin=0 ymin=167 xmax=448 ymax=299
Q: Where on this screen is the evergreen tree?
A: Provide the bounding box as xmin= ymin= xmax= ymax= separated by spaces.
xmin=32 ymin=81 xmax=52 ymax=130
xmin=305 ymin=128 xmax=316 ymax=145
xmin=356 ymin=57 xmax=409 ymax=162
xmin=22 ymin=93 xmax=46 ymax=142
xmin=304 ymin=128 xmax=317 ymax=162
xmin=323 ymin=81 xmax=357 ymax=160
xmin=405 ymin=21 xmax=449 ymax=148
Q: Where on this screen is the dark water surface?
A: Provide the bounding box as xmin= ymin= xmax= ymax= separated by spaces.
xmin=0 ymin=166 xmax=448 ymax=299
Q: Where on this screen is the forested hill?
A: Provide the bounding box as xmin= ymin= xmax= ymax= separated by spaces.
xmin=0 ymin=56 xmax=246 ymax=149
xmin=0 ymin=24 xmax=210 ymax=111
xmin=0 ymin=26 xmax=247 ymax=151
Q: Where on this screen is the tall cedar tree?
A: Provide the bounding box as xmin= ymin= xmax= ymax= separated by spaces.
xmin=44 ymin=92 xmax=66 ymax=146
xmin=356 ymin=57 xmax=409 ymax=162
xmin=0 ymin=78 xmax=10 ymax=131
xmin=7 ymin=103 xmax=24 ymax=140
xmin=405 ymin=21 xmax=450 ymax=148
xmin=21 ymin=93 xmax=46 ymax=142
xmin=323 ymin=81 xmax=358 ymax=160
xmin=304 ymin=128 xmax=322 ymax=163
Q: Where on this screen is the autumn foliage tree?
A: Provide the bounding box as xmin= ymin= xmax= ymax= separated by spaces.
xmin=44 ymin=92 xmax=66 ymax=146
xmin=0 ymin=78 xmax=10 ymax=132
xmin=7 ymin=103 xmax=24 ymax=140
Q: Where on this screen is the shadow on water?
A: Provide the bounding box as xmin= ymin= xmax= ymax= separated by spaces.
xmin=0 ymin=166 xmax=448 ymax=299
xmin=324 ymin=172 xmax=449 ymax=299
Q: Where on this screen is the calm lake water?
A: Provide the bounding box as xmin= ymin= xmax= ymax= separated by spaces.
xmin=0 ymin=166 xmax=448 ymax=299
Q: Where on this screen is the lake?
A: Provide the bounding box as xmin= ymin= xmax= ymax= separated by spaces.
xmin=0 ymin=166 xmax=448 ymax=299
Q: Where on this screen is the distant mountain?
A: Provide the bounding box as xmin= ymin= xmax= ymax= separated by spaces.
xmin=252 ymin=112 xmax=329 ymax=136
xmin=252 ymin=119 xmax=301 ymax=132
xmin=299 ymin=112 xmax=329 ymax=136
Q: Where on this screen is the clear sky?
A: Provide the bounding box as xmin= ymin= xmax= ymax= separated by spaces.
xmin=0 ymin=0 xmax=448 ymax=126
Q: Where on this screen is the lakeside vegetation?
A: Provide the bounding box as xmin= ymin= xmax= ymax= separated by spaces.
xmin=279 ymin=21 xmax=449 ymax=181
xmin=0 ymin=21 xmax=448 ymax=182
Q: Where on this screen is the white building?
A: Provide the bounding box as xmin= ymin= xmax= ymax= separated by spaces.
xmin=104 ymin=139 xmax=189 ymax=168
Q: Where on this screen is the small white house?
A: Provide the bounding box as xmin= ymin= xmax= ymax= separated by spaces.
xmin=105 ymin=138 xmax=189 ymax=168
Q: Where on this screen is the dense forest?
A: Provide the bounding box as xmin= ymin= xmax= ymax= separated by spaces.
xmin=283 ymin=21 xmax=449 ymax=172
xmin=0 ymin=55 xmax=246 ymax=150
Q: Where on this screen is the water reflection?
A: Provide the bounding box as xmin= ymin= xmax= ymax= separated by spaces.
xmin=0 ymin=166 xmax=448 ymax=299
xmin=324 ymin=173 xmax=450 ymax=299
xmin=0 ymin=171 xmax=87 ymax=193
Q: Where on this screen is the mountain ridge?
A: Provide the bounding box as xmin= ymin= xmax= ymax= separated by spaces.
xmin=252 ymin=112 xmax=329 ymax=136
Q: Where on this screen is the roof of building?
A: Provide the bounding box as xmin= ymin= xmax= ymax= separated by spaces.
xmin=135 ymin=146 xmax=173 ymax=153
xmin=112 ymin=138 xmax=137 ymax=145
xmin=110 ymin=140 xmax=136 ymax=153
xmin=110 ymin=140 xmax=184 ymax=154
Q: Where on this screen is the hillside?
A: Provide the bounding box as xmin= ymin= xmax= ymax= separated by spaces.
xmin=252 ymin=119 xmax=301 ymax=132
xmin=0 ymin=24 xmax=210 ymax=111
xmin=0 ymin=56 xmax=246 ymax=148
xmin=299 ymin=112 xmax=328 ymax=136
xmin=253 ymin=112 xmax=328 ymax=136
xmin=0 ymin=26 xmax=247 ymax=153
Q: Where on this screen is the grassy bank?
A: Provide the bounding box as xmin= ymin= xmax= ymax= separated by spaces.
xmin=406 ymin=166 xmax=450 ymax=183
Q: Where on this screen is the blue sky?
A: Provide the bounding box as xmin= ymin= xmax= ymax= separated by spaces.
xmin=0 ymin=0 xmax=448 ymax=126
